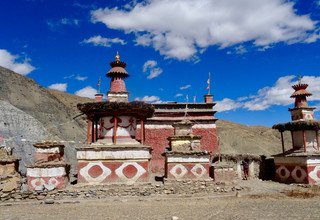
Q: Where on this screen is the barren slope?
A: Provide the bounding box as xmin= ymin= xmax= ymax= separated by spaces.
xmin=216 ymin=120 xmax=291 ymax=155
xmin=0 ymin=66 xmax=87 ymax=174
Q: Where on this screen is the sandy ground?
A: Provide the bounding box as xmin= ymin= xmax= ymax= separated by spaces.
xmin=1 ymin=180 xmax=320 ymax=220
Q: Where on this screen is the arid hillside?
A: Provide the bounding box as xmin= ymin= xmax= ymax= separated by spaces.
xmin=0 ymin=66 xmax=290 ymax=175
xmin=216 ymin=120 xmax=291 ymax=155
xmin=0 ymin=66 xmax=87 ymax=174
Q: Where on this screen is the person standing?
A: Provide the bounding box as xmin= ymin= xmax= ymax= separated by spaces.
xmin=241 ymin=159 xmax=249 ymax=180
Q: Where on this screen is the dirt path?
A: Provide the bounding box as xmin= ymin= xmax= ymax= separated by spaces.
xmin=1 ymin=195 xmax=320 ymax=220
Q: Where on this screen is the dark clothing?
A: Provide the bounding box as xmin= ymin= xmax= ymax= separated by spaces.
xmin=241 ymin=160 xmax=249 ymax=180
xmin=241 ymin=160 xmax=249 ymax=169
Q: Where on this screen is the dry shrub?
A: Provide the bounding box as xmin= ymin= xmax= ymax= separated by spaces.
xmin=284 ymin=189 xmax=316 ymax=198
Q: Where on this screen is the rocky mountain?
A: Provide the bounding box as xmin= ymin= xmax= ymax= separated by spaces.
xmin=0 ymin=66 xmax=289 ymax=175
xmin=0 ymin=66 xmax=88 ymax=175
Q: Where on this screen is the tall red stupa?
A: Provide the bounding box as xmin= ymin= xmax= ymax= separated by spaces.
xmin=273 ymin=76 xmax=320 ymax=184
xmin=107 ymin=52 xmax=129 ymax=102
xmin=76 ymin=53 xmax=154 ymax=185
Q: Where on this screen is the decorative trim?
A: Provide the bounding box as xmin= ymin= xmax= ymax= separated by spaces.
xmin=309 ymin=166 xmax=320 ymax=182
xmin=167 ymin=157 xmax=209 ymax=163
xmin=291 ymin=166 xmax=307 ymax=182
xmin=107 ymin=93 xmax=128 ymax=97
xmin=193 ymin=124 xmax=216 ymax=129
xmin=115 ymin=162 xmax=146 ymax=182
xmin=79 ymin=162 xmax=111 ymax=183
xmin=169 ymin=164 xmax=188 ymax=178
xmin=276 ymin=166 xmax=290 ymax=180
xmin=306 ymin=158 xmax=320 ymax=165
xmin=190 ymin=164 xmax=207 ymax=177
xmin=27 ymin=167 xmax=66 ymax=177
xmin=143 ymin=124 xmax=172 ymax=129
xmin=142 ymin=124 xmax=216 ymax=129
xmin=36 ymin=147 xmax=60 ymax=153
xmin=77 ymin=149 xmax=151 ymax=160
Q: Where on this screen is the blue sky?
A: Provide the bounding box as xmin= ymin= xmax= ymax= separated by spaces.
xmin=0 ymin=0 xmax=320 ymax=127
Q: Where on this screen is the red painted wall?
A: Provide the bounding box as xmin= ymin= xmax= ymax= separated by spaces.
xmin=137 ymin=126 xmax=219 ymax=174
xmin=193 ymin=128 xmax=218 ymax=153
xmin=77 ymin=161 xmax=149 ymax=183
xmin=166 ymin=163 xmax=210 ymax=179
xmin=144 ymin=128 xmax=174 ymax=174
xmin=110 ymin=78 xmax=127 ymax=92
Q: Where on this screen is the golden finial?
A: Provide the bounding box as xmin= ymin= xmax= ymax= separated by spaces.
xmin=115 ymin=51 xmax=120 ymax=62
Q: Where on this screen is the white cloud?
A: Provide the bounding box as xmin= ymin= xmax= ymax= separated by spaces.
xmin=148 ymin=68 xmax=163 ymax=79
xmin=180 ymin=84 xmax=191 ymax=90
xmin=91 ymin=0 xmax=319 ymax=60
xmin=215 ymin=75 xmax=320 ymax=112
xmin=64 ymin=74 xmax=88 ymax=81
xmin=215 ymin=98 xmax=242 ymax=112
xmin=75 ymin=75 xmax=88 ymax=81
xmin=143 ymin=60 xmax=157 ymax=72
xmin=175 ymin=93 xmax=183 ymax=98
xmin=47 ymin=18 xmax=80 ymax=30
xmin=243 ymin=76 xmax=295 ymax=110
xmin=82 ymin=35 xmax=126 ymax=47
xmin=0 ymin=49 xmax=35 ymax=75
xmin=75 ymin=86 xmax=97 ymax=98
xmin=64 ymin=74 xmax=75 ymax=79
xmin=135 ymin=95 xmax=160 ymax=102
xmin=48 ymin=83 xmax=68 ymax=92
xmin=142 ymin=60 xmax=163 ymax=79
xmin=228 ymin=45 xmax=248 ymax=55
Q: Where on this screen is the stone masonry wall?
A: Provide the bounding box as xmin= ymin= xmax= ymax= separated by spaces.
xmin=0 ymin=179 xmax=242 ymax=202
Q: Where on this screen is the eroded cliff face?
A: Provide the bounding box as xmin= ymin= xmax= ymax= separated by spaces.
xmin=0 ymin=66 xmax=86 ymax=175
xmin=0 ymin=100 xmax=47 ymax=172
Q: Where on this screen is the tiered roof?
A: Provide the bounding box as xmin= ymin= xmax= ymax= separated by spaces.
xmin=290 ymin=83 xmax=312 ymax=98
xmin=106 ymin=52 xmax=129 ymax=78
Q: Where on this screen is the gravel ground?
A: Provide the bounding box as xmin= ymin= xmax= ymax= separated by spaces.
xmin=1 ymin=180 xmax=320 ymax=220
xmin=1 ymin=195 xmax=320 ymax=220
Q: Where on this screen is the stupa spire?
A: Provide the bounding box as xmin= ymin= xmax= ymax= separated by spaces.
xmin=106 ymin=52 xmax=129 ymax=102
xmin=290 ymin=75 xmax=312 ymax=108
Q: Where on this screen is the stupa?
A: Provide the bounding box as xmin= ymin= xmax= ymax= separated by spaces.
xmin=76 ymin=53 xmax=154 ymax=184
xmin=273 ymin=76 xmax=320 ymax=184
xmin=163 ymin=120 xmax=211 ymax=180
xmin=26 ymin=141 xmax=69 ymax=191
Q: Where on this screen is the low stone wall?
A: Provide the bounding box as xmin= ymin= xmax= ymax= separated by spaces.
xmin=212 ymin=154 xmax=266 ymax=180
xmin=213 ymin=167 xmax=238 ymax=182
xmin=0 ymin=180 xmax=243 ymax=202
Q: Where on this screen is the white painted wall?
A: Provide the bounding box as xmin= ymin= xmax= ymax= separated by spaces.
xmin=36 ymin=147 xmax=60 ymax=153
xmin=167 ymin=156 xmax=209 ymax=163
xmin=101 ymin=116 xmax=137 ymax=138
xmin=77 ymin=149 xmax=151 ymax=160
xmin=27 ymin=167 xmax=66 ymax=177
